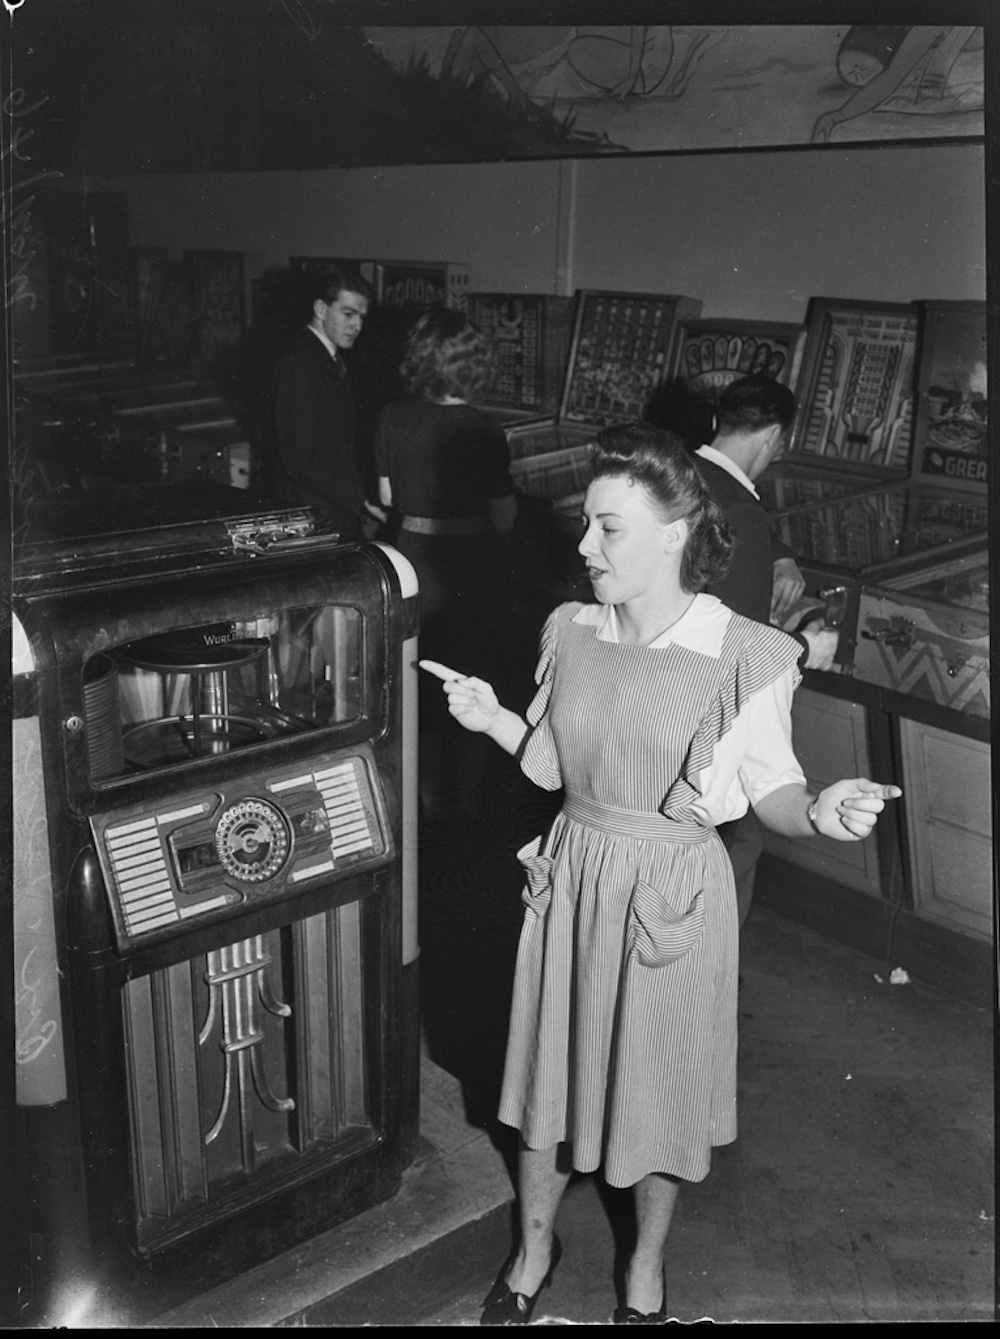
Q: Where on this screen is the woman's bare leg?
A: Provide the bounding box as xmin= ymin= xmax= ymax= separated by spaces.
xmin=502 ymin=1140 xmax=572 ymax=1295
xmin=625 ymin=1172 xmax=681 ymax=1312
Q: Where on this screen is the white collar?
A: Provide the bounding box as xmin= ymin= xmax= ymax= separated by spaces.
xmin=572 ymin=594 xmax=730 ymax=657
xmin=696 ymin=444 xmax=759 ymax=500
xmin=308 ymin=323 xmax=342 ymax=362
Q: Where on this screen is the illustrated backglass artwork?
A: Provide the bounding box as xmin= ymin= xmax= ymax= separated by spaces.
xmin=467 ymin=293 xmax=574 ymax=417
xmin=910 ymin=301 xmax=987 ymax=491
xmin=468 ymin=293 xmax=548 ymax=411
xmin=668 ymin=318 xmax=805 ymax=405
xmin=789 ymin=299 xmax=919 ymax=472
xmin=290 ymin=257 xmax=468 ymax=310
xmin=560 ymin=291 xmax=701 ymax=427
xmin=376 ymin=262 xmax=470 ymax=311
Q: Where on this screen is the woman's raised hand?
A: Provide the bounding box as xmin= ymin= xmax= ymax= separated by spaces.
xmin=419 ymin=661 xmax=501 ymax=734
xmin=813 ymin=778 xmax=903 ymax=841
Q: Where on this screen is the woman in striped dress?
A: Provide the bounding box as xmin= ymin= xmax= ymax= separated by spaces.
xmin=423 ymin=423 xmax=900 ymax=1326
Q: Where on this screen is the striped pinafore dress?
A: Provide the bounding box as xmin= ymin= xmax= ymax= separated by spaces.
xmin=496 ymin=597 xmax=802 ymax=1187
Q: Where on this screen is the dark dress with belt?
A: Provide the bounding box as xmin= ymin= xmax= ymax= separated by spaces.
xmin=375 ymin=399 xmax=514 ymax=683
xmin=271 ymin=327 xmax=366 ymax=537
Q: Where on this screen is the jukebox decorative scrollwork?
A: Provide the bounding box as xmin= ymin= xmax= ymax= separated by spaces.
xmin=201 ymin=936 xmax=295 ymax=1156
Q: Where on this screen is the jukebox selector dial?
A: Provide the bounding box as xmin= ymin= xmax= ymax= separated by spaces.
xmin=215 ymin=797 xmax=290 ymax=883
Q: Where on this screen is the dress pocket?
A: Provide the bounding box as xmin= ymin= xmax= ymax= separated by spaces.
xmin=516 ymin=835 xmax=554 ymax=917
xmin=628 ymin=879 xmax=705 ymax=967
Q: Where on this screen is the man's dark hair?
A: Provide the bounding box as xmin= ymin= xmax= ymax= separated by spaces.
xmin=715 ymin=374 xmax=796 ymax=437
xmin=314 ymin=267 xmax=375 ymax=305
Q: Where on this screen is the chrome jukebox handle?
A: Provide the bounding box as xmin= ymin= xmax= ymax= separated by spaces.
xmin=232 ymin=532 xmax=340 ymax=556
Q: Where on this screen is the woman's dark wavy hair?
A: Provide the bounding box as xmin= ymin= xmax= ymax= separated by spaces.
xmin=590 ymin=422 xmax=734 ymax=593
xmin=401 ymin=307 xmax=495 ymax=402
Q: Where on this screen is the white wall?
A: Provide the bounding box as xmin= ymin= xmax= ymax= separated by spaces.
xmin=569 ymin=145 xmax=985 ymax=320
xmin=104 ymin=141 xmax=985 ymax=323
xmin=109 ymin=161 xmax=570 ymax=295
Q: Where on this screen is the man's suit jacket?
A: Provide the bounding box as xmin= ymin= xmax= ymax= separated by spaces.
xmin=694 ymin=453 xmax=775 ymax=624
xmin=272 ymin=328 xmax=365 ymax=536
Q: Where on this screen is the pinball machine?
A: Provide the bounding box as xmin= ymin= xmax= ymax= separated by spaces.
xmin=466 ymin=291 xmax=574 ymax=432
xmin=12 ymin=486 xmax=420 ymax=1319
xmin=14 ymin=358 xmax=253 ymax=492
xmin=752 ymin=299 xmax=991 ymax=998
xmin=558 ymin=290 xmax=992 ymax=997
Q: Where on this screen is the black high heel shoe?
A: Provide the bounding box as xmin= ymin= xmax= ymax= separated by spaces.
xmin=612 ymin=1268 xmax=668 ymax=1325
xmin=480 ymin=1235 xmax=563 ymax=1326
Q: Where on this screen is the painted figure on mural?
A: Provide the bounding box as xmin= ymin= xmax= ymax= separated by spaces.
xmin=441 ymin=26 xmax=722 ymax=106
xmin=812 ymin=25 xmax=984 ymax=143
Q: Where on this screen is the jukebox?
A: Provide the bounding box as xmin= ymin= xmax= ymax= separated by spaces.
xmin=12 ymin=489 xmax=420 ymax=1319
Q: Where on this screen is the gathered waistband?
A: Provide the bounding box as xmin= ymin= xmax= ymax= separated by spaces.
xmin=400 ymin=515 xmax=491 ymax=536
xmin=563 ymin=793 xmax=710 ymax=844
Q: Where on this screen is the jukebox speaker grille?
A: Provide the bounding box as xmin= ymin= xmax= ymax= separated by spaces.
xmin=122 ymin=902 xmax=371 ymax=1254
xmin=83 ymin=653 xmax=125 ymax=780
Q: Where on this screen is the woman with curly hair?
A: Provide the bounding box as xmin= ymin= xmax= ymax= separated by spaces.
xmin=423 ymin=423 xmax=900 ymax=1324
xmin=376 ymin=307 xmax=517 ymax=814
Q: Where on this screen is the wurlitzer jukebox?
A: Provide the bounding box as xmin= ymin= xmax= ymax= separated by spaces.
xmin=12 ymin=489 xmax=419 ymax=1318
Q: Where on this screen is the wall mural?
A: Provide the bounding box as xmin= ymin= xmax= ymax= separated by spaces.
xmin=360 ymin=24 xmax=984 ymax=160
xmin=6 ymin=16 xmax=985 ymax=176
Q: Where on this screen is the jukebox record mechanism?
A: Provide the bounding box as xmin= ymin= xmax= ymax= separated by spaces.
xmin=115 ymin=626 xmax=278 ymax=769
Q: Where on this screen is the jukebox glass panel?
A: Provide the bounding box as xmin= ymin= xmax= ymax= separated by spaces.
xmin=85 ymin=604 xmax=364 ymax=781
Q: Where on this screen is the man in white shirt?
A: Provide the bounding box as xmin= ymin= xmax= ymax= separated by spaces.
xmin=694 ymin=374 xmax=838 ymax=927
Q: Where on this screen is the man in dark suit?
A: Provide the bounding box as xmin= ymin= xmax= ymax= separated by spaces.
xmin=694 ymin=374 xmax=838 ymax=927
xmin=272 ymin=268 xmax=376 ymax=538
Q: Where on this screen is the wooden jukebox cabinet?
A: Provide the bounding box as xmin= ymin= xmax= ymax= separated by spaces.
xmin=12 ymin=499 xmax=419 ymax=1319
